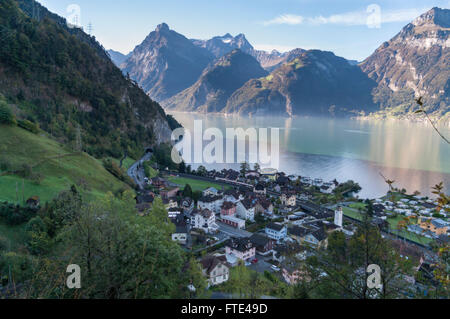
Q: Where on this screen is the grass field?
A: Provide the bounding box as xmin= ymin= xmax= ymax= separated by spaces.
xmin=342 ymin=207 xmax=433 ymax=245
xmin=111 ymin=157 xmax=136 ymax=170
xmin=349 ymin=202 xmax=367 ymax=210
xmin=168 ymin=176 xmax=231 ymax=192
xmin=0 ymin=125 xmax=129 ymax=204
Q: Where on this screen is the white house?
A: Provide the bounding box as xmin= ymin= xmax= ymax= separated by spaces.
xmin=236 ymin=199 xmax=255 ymax=222
xmin=281 ymin=193 xmax=296 ymax=207
xmin=203 ymin=187 xmax=220 ymax=197
xmin=191 ymin=209 xmax=219 ymax=234
xmin=265 ymin=223 xmax=288 ymax=242
xmin=200 ymin=255 xmax=230 ymax=287
xmin=225 ymin=237 xmax=256 ymax=262
xmin=198 ymin=195 xmax=224 ymax=214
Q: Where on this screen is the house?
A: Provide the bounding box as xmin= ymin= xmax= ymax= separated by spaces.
xmin=282 ymin=261 xmax=308 ymax=285
xmin=255 ymin=199 xmax=274 ymax=218
xmin=236 ymin=199 xmax=255 ymax=222
xmin=150 ymin=177 xmax=167 ymax=189
xmin=265 ymin=223 xmax=288 ymax=241
xmin=281 ymin=193 xmax=296 ymax=207
xmin=136 ymin=193 xmax=154 ymax=205
xmin=191 ymin=209 xmax=219 ymax=234
xmin=163 ymin=198 xmax=178 ymax=210
xmin=160 ymin=186 xmax=180 ymax=199
xmin=26 ymin=196 xmax=40 ymax=209
xmin=254 ymin=183 xmax=267 ymax=195
xmin=249 ymin=233 xmax=275 ymax=256
xmin=203 ymin=187 xmax=220 ymax=197
xmin=171 ymin=217 xmax=188 ymax=245
xmin=220 ymin=215 xmax=246 ymax=229
xmin=181 ymin=197 xmax=194 ymax=215
xmin=223 ymin=189 xmax=243 ymax=203
xmin=304 ymin=229 xmax=328 ymax=248
xmin=245 ymin=170 xmax=260 ymax=178
xmin=221 ymin=201 xmax=237 ymax=217
xmin=419 ymin=218 xmax=448 ymax=236
xmin=200 ymin=255 xmax=230 ymax=287
xmin=288 ymin=226 xmax=311 ymax=243
xmin=260 ymin=168 xmax=278 ymax=181
xmin=198 ymin=195 xmax=224 ymax=214
xmin=225 ymin=237 xmax=256 ymax=262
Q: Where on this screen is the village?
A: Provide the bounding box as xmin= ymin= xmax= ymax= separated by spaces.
xmin=132 ymin=156 xmax=449 ymax=292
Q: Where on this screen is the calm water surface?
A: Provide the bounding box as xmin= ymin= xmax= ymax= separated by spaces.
xmin=169 ymin=112 xmax=450 ymax=199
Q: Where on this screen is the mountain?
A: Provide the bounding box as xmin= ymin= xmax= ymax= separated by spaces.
xmin=191 ymin=33 xmax=305 ymax=71
xmin=192 ymin=33 xmax=254 ymax=58
xmin=224 ymin=50 xmax=377 ymax=116
xmin=253 ymin=48 xmax=306 ymax=72
xmin=121 ymin=23 xmax=214 ymax=102
xmin=360 ymin=7 xmax=449 ymax=118
xmin=0 ymin=0 xmax=173 ymax=159
xmin=16 ymin=0 xmax=110 ymax=61
xmin=163 ymin=49 xmax=268 ymax=112
xmin=107 ymin=49 xmax=130 ymax=67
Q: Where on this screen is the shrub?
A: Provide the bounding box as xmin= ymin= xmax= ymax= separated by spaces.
xmin=18 ymin=119 xmax=39 ymax=134
xmin=0 ymin=100 xmax=16 ymax=125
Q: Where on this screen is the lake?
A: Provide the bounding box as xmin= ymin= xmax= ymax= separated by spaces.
xmin=168 ymin=112 xmax=450 ymax=199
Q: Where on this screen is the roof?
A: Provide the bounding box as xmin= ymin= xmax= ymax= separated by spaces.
xmin=136 ymin=194 xmax=154 ymax=204
xmin=249 ymin=233 xmax=271 ymax=247
xmin=255 ymin=183 xmax=266 ymax=191
xmin=226 ymin=237 xmax=253 ymax=252
xmin=288 ymin=226 xmax=311 ymax=237
xmin=200 ymin=255 xmax=228 ymax=275
xmin=432 ymin=219 xmax=448 ymax=228
xmin=266 ymin=222 xmax=285 ymax=232
xmin=193 ymin=209 xmax=213 ymax=219
xmin=310 ymin=229 xmax=327 ymax=242
xmin=241 ymin=198 xmax=255 ymax=210
xmin=258 ymin=199 xmax=272 ymax=210
xmin=199 ymin=195 xmax=223 ymax=203
xmin=221 ymin=201 xmax=236 ymax=210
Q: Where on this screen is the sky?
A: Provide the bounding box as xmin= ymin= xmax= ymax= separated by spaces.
xmin=38 ymin=0 xmax=450 ymax=61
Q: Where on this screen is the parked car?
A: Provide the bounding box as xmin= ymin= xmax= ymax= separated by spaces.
xmin=252 ymin=259 xmax=258 ymax=264
xmin=271 ymin=265 xmax=280 ymax=272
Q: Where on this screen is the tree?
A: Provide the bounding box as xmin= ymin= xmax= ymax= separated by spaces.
xmin=179 ymin=161 xmax=186 ymax=173
xmin=182 ymin=257 xmax=210 ymax=299
xmin=253 ymin=163 xmax=260 ymax=172
xmin=182 ymin=184 xmax=193 ymax=199
xmin=0 ymin=99 xmax=15 ymax=125
xmin=306 ymin=216 xmax=413 ymax=299
xmin=240 ymin=162 xmax=250 ymax=177
xmin=196 ymin=165 xmax=207 ymax=177
xmin=24 ymin=192 xmax=187 ymax=299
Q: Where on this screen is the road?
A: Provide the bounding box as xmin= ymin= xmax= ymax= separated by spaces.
xmin=127 ymin=152 xmax=152 ymax=190
xmin=217 ymin=222 xmax=253 ymax=238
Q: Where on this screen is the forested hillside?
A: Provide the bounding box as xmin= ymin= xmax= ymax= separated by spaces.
xmin=0 ymin=0 xmax=173 ymax=160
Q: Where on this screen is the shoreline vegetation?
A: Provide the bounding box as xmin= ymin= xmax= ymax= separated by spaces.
xmin=167 ymin=109 xmax=450 ymax=128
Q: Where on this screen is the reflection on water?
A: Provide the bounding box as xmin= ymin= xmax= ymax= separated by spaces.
xmin=169 ymin=112 xmax=450 ymax=199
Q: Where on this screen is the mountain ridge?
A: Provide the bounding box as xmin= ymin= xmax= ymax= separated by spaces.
xmin=162 ymin=49 xmax=268 ymax=113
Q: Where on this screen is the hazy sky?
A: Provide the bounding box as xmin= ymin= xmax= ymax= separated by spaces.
xmin=38 ymin=0 xmax=450 ymax=61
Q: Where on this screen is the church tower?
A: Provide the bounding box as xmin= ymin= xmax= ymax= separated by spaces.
xmin=334 ymin=206 xmax=343 ymax=228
